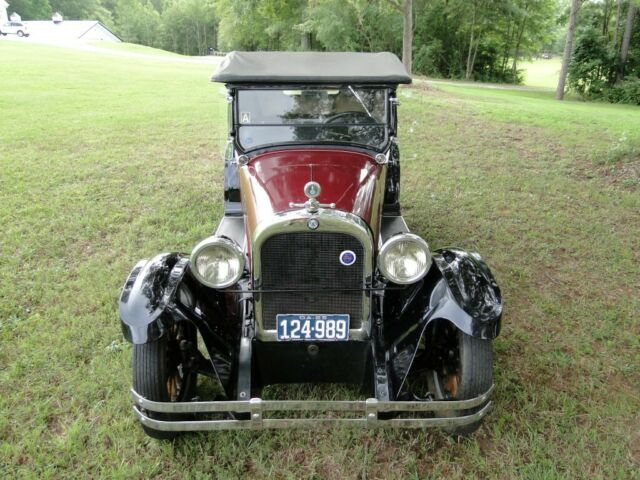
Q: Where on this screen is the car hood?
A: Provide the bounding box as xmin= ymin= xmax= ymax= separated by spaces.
xmin=239 ymin=149 xmax=386 ymax=239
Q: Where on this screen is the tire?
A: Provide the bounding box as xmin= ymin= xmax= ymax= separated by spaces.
xmin=17 ymin=30 xmax=24 ymax=37
xmin=427 ymin=323 xmax=493 ymax=436
xmin=133 ymin=326 xmax=197 ymax=440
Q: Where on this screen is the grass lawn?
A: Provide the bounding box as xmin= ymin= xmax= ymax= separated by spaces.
xmin=520 ymin=57 xmax=562 ymax=89
xmin=88 ymin=41 xmax=188 ymax=58
xmin=1 ymin=42 xmax=638 ymax=479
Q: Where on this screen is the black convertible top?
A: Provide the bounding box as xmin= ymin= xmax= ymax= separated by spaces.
xmin=211 ymin=51 xmax=412 ymax=85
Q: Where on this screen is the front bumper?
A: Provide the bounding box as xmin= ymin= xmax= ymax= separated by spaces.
xmin=131 ymin=385 xmax=494 ymax=431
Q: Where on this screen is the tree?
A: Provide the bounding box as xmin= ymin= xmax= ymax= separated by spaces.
xmin=305 ymin=0 xmax=399 ymax=52
xmin=46 ymin=0 xmax=561 ymax=86
xmin=387 ymin=0 xmax=413 ymax=74
xmin=215 ymin=0 xmax=306 ymax=51
xmin=6 ymin=0 xmax=51 ymax=20
xmin=114 ymin=0 xmax=161 ymax=47
xmin=614 ymin=0 xmax=623 ymax=49
xmin=49 ymin=0 xmax=101 ymax=19
xmin=465 ymin=0 xmax=486 ymax=80
xmin=160 ymin=0 xmax=217 ymax=55
xmin=556 ymin=0 xmax=582 ymax=100
xmin=618 ymin=1 xmax=638 ymax=79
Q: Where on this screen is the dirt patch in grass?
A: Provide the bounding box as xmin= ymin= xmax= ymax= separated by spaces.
xmin=569 ymin=135 xmax=640 ymax=190
xmin=571 ymin=157 xmax=640 ymax=190
xmin=598 ymin=157 xmax=640 ymax=188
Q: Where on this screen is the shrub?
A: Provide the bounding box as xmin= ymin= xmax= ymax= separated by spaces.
xmin=413 ymin=40 xmax=444 ymax=77
xmin=602 ymin=79 xmax=640 ymax=105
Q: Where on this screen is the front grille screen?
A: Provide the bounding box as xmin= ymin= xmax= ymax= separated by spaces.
xmin=260 ymin=232 xmax=365 ymax=329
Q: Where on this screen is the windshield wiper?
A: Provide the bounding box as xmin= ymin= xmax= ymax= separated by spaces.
xmin=348 ymin=86 xmax=374 ymax=120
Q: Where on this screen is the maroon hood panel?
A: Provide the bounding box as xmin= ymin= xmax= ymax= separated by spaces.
xmin=239 ymin=149 xmax=384 ymax=233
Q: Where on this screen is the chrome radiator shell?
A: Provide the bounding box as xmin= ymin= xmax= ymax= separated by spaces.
xmin=251 ymin=209 xmax=374 ymax=341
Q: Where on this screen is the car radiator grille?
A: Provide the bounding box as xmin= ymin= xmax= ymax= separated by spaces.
xmin=260 ymin=232 xmax=365 ymax=330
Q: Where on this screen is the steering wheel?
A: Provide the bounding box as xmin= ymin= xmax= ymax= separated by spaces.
xmin=324 ymin=111 xmax=376 ymax=125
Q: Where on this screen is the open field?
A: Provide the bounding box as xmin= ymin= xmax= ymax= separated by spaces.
xmin=1 ymin=42 xmax=639 ymax=479
xmin=520 ymin=57 xmax=562 ymax=89
xmin=87 ymin=40 xmax=187 ymax=57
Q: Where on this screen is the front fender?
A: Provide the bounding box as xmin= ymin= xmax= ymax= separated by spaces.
xmin=119 ymin=253 xmax=189 ymax=344
xmin=431 ymin=248 xmax=502 ymax=338
xmin=384 ymin=248 xmax=502 ymax=396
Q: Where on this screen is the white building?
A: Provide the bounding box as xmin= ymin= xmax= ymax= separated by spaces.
xmin=1 ymin=10 xmax=122 ymax=42
xmin=24 ymin=18 xmax=121 ymax=42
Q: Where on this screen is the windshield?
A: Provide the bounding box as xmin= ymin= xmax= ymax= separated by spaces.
xmin=235 ymin=87 xmax=388 ymax=151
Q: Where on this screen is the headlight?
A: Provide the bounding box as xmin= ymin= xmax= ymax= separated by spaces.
xmin=190 ymin=236 xmax=245 ymax=288
xmin=378 ymin=234 xmax=432 ymax=284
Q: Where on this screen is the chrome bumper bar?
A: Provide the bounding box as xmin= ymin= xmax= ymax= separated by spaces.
xmin=131 ymin=385 xmax=494 ymax=431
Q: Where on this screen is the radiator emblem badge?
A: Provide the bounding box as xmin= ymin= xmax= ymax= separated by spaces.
xmin=304 ymin=181 xmax=321 ymax=199
xmin=339 ymin=250 xmax=357 ymax=266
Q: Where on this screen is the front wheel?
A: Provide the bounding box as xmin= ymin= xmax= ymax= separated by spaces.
xmin=426 ymin=322 xmax=493 ymax=436
xmin=17 ymin=30 xmax=24 ymax=37
xmin=133 ymin=324 xmax=197 ymax=439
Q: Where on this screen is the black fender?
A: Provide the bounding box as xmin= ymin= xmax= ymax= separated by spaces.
xmin=384 ymin=248 xmax=502 ymax=396
xmin=430 ymin=248 xmax=502 ymax=337
xmin=119 ymin=252 xmax=240 ymax=396
xmin=119 ymin=253 xmax=189 ymax=344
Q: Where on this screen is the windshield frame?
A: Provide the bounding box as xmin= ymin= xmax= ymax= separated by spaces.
xmin=229 ymin=84 xmax=393 ymax=154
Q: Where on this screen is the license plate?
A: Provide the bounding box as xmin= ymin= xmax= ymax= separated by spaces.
xmin=276 ymin=314 xmax=349 ymax=341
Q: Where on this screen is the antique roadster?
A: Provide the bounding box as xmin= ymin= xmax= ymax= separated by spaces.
xmin=118 ymin=52 xmax=502 ymax=439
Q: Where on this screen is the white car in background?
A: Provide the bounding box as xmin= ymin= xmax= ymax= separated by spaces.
xmin=0 ymin=22 xmax=30 ymax=37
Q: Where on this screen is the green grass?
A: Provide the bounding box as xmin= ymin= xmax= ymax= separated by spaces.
xmin=1 ymin=42 xmax=639 ymax=478
xmin=88 ymin=41 xmax=186 ymax=57
xmin=520 ymin=57 xmax=562 ymax=89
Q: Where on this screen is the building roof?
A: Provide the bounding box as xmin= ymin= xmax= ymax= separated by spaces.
xmin=22 ymin=20 xmax=121 ymax=42
xmin=212 ymin=51 xmax=412 ymax=85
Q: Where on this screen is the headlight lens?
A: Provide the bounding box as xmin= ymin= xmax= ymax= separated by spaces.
xmin=378 ymin=234 xmax=432 ymax=284
xmin=190 ymin=236 xmax=245 ymax=288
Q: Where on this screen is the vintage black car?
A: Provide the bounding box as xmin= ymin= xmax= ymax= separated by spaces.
xmin=118 ymin=52 xmax=502 ymax=439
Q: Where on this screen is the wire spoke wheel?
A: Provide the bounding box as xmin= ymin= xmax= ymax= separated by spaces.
xmin=425 ymin=321 xmax=493 ymax=436
xmin=133 ymin=323 xmax=197 ymax=439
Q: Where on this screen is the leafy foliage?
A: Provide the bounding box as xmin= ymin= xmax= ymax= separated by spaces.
xmin=7 ymin=0 xmax=559 ymax=83
xmin=568 ymin=27 xmax=617 ymax=95
xmin=5 ymin=0 xmax=52 ymax=20
xmin=6 ymin=0 xmax=639 ymax=94
xmin=567 ymin=0 xmax=640 ymax=104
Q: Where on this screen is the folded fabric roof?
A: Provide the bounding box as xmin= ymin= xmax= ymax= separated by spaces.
xmin=212 ymin=51 xmax=412 ymax=85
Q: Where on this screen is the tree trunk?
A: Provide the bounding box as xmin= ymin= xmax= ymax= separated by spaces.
xmin=602 ymin=0 xmax=611 ymax=36
xmin=470 ymin=31 xmax=482 ymax=79
xmin=465 ymin=2 xmax=477 ymax=80
xmin=614 ymin=0 xmax=623 ymax=50
xmin=301 ymin=32 xmax=311 ymax=50
xmin=402 ymin=0 xmax=413 ymax=74
xmin=556 ymin=0 xmax=581 ymax=100
xmin=618 ymin=3 xmax=638 ymax=80
xmin=512 ymin=5 xmax=529 ymax=83
xmin=387 ymin=0 xmax=413 ymax=73
xmin=501 ymin=19 xmax=515 ymax=72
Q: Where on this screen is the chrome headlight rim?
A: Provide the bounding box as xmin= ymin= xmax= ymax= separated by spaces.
xmin=190 ymin=236 xmax=245 ymax=289
xmin=378 ymin=233 xmax=432 ymax=285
